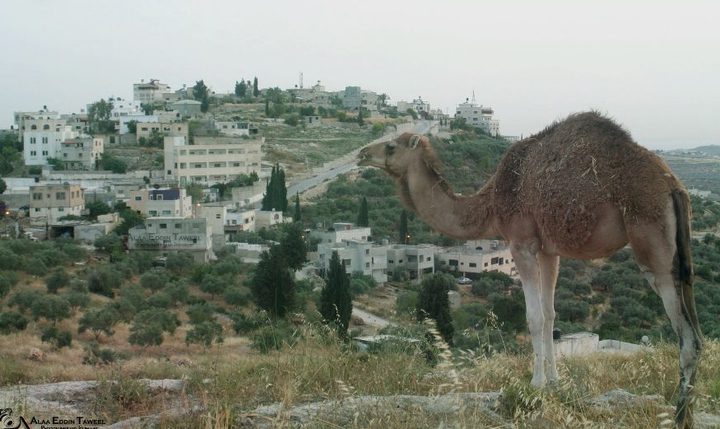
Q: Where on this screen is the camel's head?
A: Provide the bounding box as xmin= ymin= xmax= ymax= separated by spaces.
xmin=358 ymin=133 xmax=432 ymax=177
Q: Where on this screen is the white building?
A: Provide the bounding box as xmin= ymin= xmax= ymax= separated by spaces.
xmin=435 ymin=239 xmax=515 ymax=277
xmin=164 ymin=135 xmax=263 ymax=186
xmin=397 ymin=97 xmax=431 ymax=116
xmin=22 ymin=113 xmax=78 ymax=166
xmin=310 ymin=222 xmax=372 ymax=244
xmin=133 ymin=79 xmax=173 ymax=103
xmin=57 ymin=136 xmax=104 ymax=170
xmin=317 ymin=239 xmax=388 ymax=283
xmin=127 ymin=187 xmax=193 ymax=218
xmin=127 ymin=217 xmax=214 ymax=263
xmin=29 ymin=183 xmax=85 ymax=224
xmin=386 ymin=244 xmax=436 ymax=280
xmin=455 ymin=99 xmax=500 ymax=136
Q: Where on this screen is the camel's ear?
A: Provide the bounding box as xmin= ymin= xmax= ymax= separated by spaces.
xmin=409 ymin=135 xmax=422 ymax=149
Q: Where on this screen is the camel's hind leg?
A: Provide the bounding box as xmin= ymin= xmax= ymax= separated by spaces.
xmin=628 ymin=197 xmax=702 ymax=429
xmin=538 ymin=252 xmax=559 ymax=382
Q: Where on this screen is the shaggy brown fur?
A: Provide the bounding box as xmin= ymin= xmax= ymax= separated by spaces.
xmin=484 ymin=112 xmax=680 ymax=250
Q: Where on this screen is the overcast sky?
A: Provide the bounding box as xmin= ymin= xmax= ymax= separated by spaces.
xmin=1 ymin=0 xmax=718 ymax=149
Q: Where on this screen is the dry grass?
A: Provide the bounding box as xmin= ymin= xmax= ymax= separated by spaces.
xmin=3 ymin=316 xmax=719 ymax=428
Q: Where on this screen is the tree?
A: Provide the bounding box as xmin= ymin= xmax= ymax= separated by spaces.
xmin=193 ymin=80 xmax=210 ymax=113
xmin=128 ymin=309 xmax=180 ymax=347
xmin=78 ymin=306 xmax=120 ymax=340
xmin=399 ymin=210 xmax=409 ymax=244
xmin=32 ymin=295 xmax=71 ymax=325
xmin=281 ymin=222 xmax=307 ymax=271
xmin=261 ymin=164 xmax=288 ymax=212
xmin=235 ymin=79 xmax=247 ymax=97
xmin=86 ymin=201 xmax=111 ymax=220
xmin=251 ymin=245 xmax=295 ymax=318
xmin=417 ymin=274 xmax=455 ymax=345
xmin=252 ymin=77 xmax=259 ymax=97
xmin=293 ymin=192 xmax=302 ymax=223
xmin=88 ymin=99 xmax=115 ymax=133
xmin=357 ymin=197 xmax=369 ymax=227
xmin=320 ymin=252 xmax=353 ymax=334
xmin=46 ymin=268 xmax=70 ymax=294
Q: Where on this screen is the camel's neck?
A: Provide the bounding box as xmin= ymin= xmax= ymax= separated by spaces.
xmin=399 ymin=159 xmax=497 ymax=240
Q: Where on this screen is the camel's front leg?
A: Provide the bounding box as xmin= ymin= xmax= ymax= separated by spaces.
xmin=538 ymin=252 xmax=560 ymax=382
xmin=511 ymin=243 xmax=545 ymax=387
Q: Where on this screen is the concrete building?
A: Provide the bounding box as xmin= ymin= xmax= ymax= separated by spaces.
xmin=455 ymin=99 xmax=500 ymax=136
xmin=29 ymin=183 xmax=84 ymax=224
xmin=386 ymin=244 xmax=436 ymax=280
xmin=136 ymin=122 xmax=189 ymax=142
xmin=317 ymin=239 xmax=388 ymax=283
xmin=310 ymin=222 xmax=372 ymax=244
xmin=22 ymin=113 xmax=78 ymax=166
xmin=435 ymin=239 xmax=516 ymax=277
xmin=57 ymin=136 xmax=104 ymax=170
xmin=127 ymin=187 xmax=193 ymax=218
xmin=170 ymin=99 xmax=202 ymax=117
xmin=163 ymin=135 xmax=263 ymax=186
xmin=342 ymin=86 xmax=362 ymax=111
xmin=133 ymin=79 xmax=172 ymax=103
xmin=214 ymin=121 xmax=258 ymax=136
xmin=128 ymin=217 xmax=214 ymax=263
xmin=397 ymin=97 xmax=431 ymax=116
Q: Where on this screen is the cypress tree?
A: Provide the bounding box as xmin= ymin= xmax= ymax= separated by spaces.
xmin=251 ymin=245 xmax=295 ymax=318
xmin=417 ymin=274 xmax=455 ymax=345
xmin=357 ymin=197 xmax=369 ymax=227
xmin=294 ymin=192 xmax=302 ymax=222
xmin=320 ymin=252 xmax=353 ymax=334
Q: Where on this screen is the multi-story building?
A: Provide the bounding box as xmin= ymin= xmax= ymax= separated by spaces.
xmin=136 ymin=122 xmax=189 ymax=142
xmin=435 ymin=239 xmax=515 ymax=276
xmin=21 ymin=113 xmax=78 ymax=166
xmin=133 ymin=79 xmax=172 ymax=103
xmin=386 ymin=244 xmax=436 ymax=280
xmin=455 ymin=99 xmax=500 ymax=136
xmin=127 ymin=187 xmax=193 ymax=218
xmin=213 ymin=121 xmax=258 ymax=136
xmin=397 ymin=97 xmax=431 ymax=116
xmin=127 ymin=217 xmax=214 ymax=263
xmin=57 ymin=136 xmax=104 ymax=170
xmin=317 ymin=239 xmax=388 ymax=283
xmin=29 ymin=183 xmax=85 ymax=223
xmin=164 ymin=135 xmax=263 ymax=186
xmin=310 ymin=222 xmax=372 ymax=245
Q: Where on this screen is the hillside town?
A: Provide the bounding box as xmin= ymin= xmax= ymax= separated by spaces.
xmin=1 ymin=77 xmax=513 ymax=283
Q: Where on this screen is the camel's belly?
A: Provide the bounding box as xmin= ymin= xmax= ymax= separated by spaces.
xmin=540 ymin=203 xmax=629 ymax=259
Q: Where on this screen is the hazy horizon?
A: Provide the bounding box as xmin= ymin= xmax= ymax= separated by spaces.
xmin=1 ymin=0 xmax=718 ymax=150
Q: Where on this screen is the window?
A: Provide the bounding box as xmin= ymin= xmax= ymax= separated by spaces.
xmin=55 ymin=192 xmax=66 ymax=200
xmin=159 ymin=223 xmax=167 ymax=229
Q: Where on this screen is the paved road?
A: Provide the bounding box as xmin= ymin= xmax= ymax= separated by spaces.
xmin=352 ymin=305 xmax=395 ymax=329
xmin=253 ymin=120 xmax=438 ymax=207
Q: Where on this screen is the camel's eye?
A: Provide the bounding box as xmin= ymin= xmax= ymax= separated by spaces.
xmin=385 ymin=142 xmax=396 ymax=155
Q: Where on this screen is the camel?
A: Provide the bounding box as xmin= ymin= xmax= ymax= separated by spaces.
xmin=358 ymin=112 xmax=703 ymax=428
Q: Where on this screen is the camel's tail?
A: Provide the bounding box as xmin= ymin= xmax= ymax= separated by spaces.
xmin=671 ymin=188 xmax=703 ymax=429
xmin=671 ymin=188 xmax=701 ymax=339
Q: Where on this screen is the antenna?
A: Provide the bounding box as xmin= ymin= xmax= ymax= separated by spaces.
xmin=299 ymin=72 xmax=304 ymax=89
